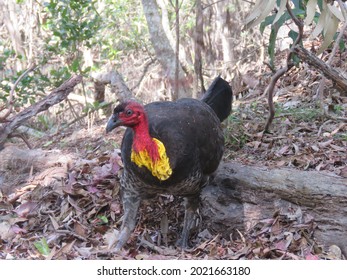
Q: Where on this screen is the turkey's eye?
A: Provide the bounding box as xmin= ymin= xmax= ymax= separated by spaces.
xmin=125 ymin=109 xmax=133 ymax=116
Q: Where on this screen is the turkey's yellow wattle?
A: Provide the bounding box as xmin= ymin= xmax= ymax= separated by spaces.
xmin=131 ymin=138 xmax=172 ymax=181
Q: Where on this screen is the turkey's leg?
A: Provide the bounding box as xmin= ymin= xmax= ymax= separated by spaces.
xmin=176 ymin=195 xmax=200 ymax=248
xmin=115 ymin=192 xmax=141 ymax=251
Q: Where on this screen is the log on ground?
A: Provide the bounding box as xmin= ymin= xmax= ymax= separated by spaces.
xmin=201 ymin=162 xmax=347 ymax=255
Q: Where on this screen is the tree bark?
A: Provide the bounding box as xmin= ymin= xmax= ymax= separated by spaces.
xmin=156 ymin=0 xmax=190 ymax=75
xmin=91 ymin=70 xmax=133 ymax=103
xmin=141 ymin=0 xmax=189 ymax=100
xmin=201 ymin=162 xmax=347 ymax=255
xmin=0 ymin=0 xmax=26 ymax=61
xmin=174 ymin=0 xmax=180 ymax=100
xmin=193 ymin=0 xmax=205 ymax=97
xmin=0 ymin=75 xmax=83 ymax=150
xmin=215 ymin=2 xmax=234 ymax=79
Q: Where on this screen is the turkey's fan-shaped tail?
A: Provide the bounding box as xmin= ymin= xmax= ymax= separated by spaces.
xmin=201 ymin=76 xmax=233 ymax=122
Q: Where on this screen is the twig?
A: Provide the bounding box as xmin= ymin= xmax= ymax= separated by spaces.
xmin=8 ymin=133 xmax=32 ymax=149
xmin=0 ymin=63 xmax=36 ymax=122
xmin=55 ymin=229 xmax=88 ymax=242
xmin=65 ymin=101 xmax=112 ymax=128
xmin=139 ymin=238 xmax=177 ymax=255
xmin=264 ymin=1 xmax=303 ymax=132
xmin=130 ymin=58 xmax=156 ymax=91
xmin=203 ymin=0 xmax=229 ymax=10
xmin=317 ymin=119 xmax=333 ymax=136
xmin=67 ymin=99 xmax=82 ymax=125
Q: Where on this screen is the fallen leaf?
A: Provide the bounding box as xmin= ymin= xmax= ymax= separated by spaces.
xmin=104 ymin=229 xmax=119 ymax=249
xmin=318 ymin=139 xmax=334 ymax=148
xmin=14 ymin=201 xmax=37 ymax=217
xmin=311 ymin=145 xmax=320 ymax=152
xmin=34 ymin=237 xmax=51 ymax=256
xmin=326 ymin=245 xmax=342 ymax=260
xmin=329 ymin=144 xmax=346 ymax=152
xmin=271 ymin=218 xmax=282 ymax=235
xmin=53 ymin=240 xmax=76 ymax=259
xmin=49 ymin=215 xmax=60 ymax=231
xmin=74 ymin=221 xmax=87 ymax=238
xmin=0 ymin=221 xmax=12 ymax=239
xmin=305 ymin=254 xmax=319 ymax=260
xmin=292 ymin=143 xmax=300 ymax=155
xmin=275 ymin=240 xmax=287 ymax=250
xmin=10 ymin=224 xmax=27 ymax=234
xmin=277 ymin=145 xmax=290 ymax=156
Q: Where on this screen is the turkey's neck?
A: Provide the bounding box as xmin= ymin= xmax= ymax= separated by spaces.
xmin=132 ymin=115 xmax=159 ymax=161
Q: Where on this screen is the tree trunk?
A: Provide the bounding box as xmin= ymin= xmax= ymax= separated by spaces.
xmin=0 ymin=0 xmax=26 ymax=64
xmin=173 ymin=0 xmax=180 ymax=100
xmin=193 ymin=0 xmax=205 ymax=97
xmin=201 ymin=162 xmax=347 ymax=255
xmin=203 ymin=2 xmax=216 ymax=66
xmin=215 ymin=2 xmax=234 ymax=79
xmin=141 ymin=0 xmax=189 ymax=100
xmin=156 ymin=0 xmax=190 ymax=75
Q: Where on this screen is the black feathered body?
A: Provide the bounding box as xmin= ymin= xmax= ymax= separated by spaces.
xmin=106 ymin=76 xmax=232 ymax=250
xmin=120 ymin=98 xmax=224 ymax=198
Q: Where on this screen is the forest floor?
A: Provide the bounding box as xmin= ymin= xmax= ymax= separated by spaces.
xmin=0 ymin=57 xmax=346 ymax=260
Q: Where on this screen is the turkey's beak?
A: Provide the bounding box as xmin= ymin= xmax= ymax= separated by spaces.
xmin=106 ymin=115 xmax=122 ymax=133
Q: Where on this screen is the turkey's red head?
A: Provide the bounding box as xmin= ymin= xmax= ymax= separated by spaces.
xmin=106 ymin=101 xmax=146 ymax=133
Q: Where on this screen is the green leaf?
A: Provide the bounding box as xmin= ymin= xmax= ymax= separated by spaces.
xmin=98 ymin=215 xmax=108 ymax=224
xmin=288 ymin=30 xmax=299 ymax=44
xmin=292 ymin=53 xmax=301 ymax=65
xmin=260 ymin=14 xmax=276 ymax=34
xmin=268 ymin=26 xmax=278 ymax=70
xmin=292 ymin=0 xmax=305 ymax=10
xmin=339 ymin=38 xmax=345 ymax=52
xmin=34 ymin=238 xmax=51 ymax=256
xmin=71 ymin=58 xmax=80 ymax=73
xmin=43 ymin=140 xmax=54 ymax=147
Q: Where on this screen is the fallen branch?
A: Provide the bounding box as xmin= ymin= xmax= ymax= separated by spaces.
xmin=293 ymin=45 xmax=347 ymax=95
xmin=0 ymin=63 xmax=36 ymax=122
xmin=0 ymin=75 xmax=83 ymax=149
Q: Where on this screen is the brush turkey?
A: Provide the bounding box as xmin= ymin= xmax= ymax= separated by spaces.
xmin=106 ymin=76 xmax=232 ymax=250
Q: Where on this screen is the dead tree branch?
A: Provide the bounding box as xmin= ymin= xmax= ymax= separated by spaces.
xmin=293 ymin=45 xmax=347 ymax=96
xmin=0 ymin=63 xmax=36 ymax=122
xmin=0 ymin=75 xmax=83 ymax=149
xmin=91 ymin=70 xmax=134 ymax=103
